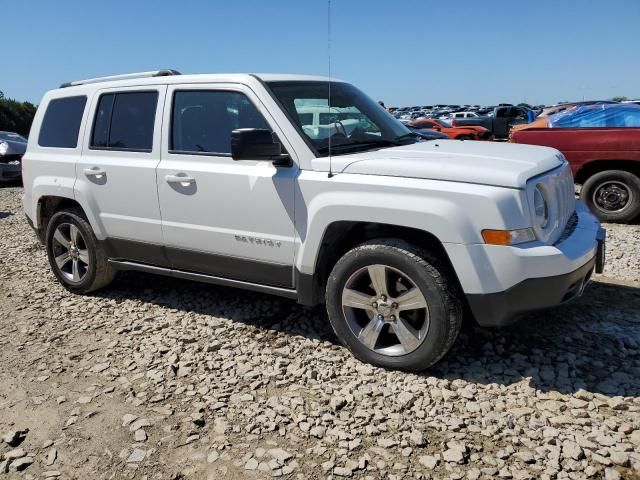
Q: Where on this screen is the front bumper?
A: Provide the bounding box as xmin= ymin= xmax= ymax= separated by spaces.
xmin=453 ymin=201 xmax=605 ymax=327
xmin=466 ymin=254 xmax=598 ymax=327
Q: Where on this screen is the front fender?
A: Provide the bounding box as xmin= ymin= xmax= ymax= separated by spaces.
xmin=294 ymin=173 xmax=528 ymax=275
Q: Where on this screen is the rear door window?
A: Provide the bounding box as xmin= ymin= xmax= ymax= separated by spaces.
xmin=91 ymin=91 xmax=158 ymax=152
xmin=38 ymin=96 xmax=87 ymax=148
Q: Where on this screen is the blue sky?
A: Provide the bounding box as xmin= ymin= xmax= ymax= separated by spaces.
xmin=4 ymin=0 xmax=639 ymax=107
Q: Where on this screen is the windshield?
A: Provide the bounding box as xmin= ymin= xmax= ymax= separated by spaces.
xmin=0 ymin=132 xmax=27 ymax=143
xmin=435 ymin=119 xmax=452 ymax=128
xmin=266 ymin=81 xmax=414 ymax=155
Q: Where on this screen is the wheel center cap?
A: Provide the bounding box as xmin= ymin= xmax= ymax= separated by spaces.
xmin=606 ymin=192 xmax=619 ymax=202
xmin=376 ymin=299 xmax=393 ymax=317
xmin=70 ymin=245 xmax=79 ymax=259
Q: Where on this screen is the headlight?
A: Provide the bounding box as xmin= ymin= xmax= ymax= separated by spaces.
xmin=533 ymin=184 xmax=549 ymax=229
xmin=0 ymin=141 xmax=8 ymax=156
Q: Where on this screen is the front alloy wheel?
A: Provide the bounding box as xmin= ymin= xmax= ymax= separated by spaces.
xmin=326 ymin=239 xmax=463 ymax=371
xmin=342 ymin=264 xmax=430 ymax=356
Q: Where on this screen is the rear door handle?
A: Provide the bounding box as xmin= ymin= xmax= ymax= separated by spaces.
xmin=84 ymin=167 xmax=106 ymax=176
xmin=165 ymin=174 xmax=195 ymax=184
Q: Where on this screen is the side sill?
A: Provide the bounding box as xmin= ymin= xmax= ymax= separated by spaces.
xmin=108 ymin=260 xmax=298 ymax=300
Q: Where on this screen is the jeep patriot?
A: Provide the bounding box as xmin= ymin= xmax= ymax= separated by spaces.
xmin=22 ymin=70 xmax=606 ymax=370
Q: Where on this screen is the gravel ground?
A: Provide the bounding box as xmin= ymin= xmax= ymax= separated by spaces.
xmin=0 ymin=184 xmax=639 ymax=480
xmin=602 ymin=223 xmax=640 ymax=283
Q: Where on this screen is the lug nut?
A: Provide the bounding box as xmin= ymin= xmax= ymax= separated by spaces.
xmin=381 ymin=295 xmax=387 ymax=301
xmin=389 ymin=315 xmax=396 ymax=322
xmin=392 ymin=303 xmax=398 ymax=309
xmin=377 ymin=314 xmax=384 ymax=321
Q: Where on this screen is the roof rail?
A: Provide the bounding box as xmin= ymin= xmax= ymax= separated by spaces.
xmin=60 ymin=69 xmax=181 ymax=88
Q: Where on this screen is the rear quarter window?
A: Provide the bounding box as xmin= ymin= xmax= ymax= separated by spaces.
xmin=38 ymin=96 xmax=87 ymax=148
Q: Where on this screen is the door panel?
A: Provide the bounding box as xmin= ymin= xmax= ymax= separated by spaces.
xmin=76 ymin=86 xmax=167 ymax=263
xmin=157 ymin=84 xmax=297 ymax=286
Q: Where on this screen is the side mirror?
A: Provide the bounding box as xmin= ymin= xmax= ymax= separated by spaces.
xmin=231 ymin=129 xmax=289 ymax=164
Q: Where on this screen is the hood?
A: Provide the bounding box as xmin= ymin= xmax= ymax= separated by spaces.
xmin=314 ymin=140 xmax=564 ymax=188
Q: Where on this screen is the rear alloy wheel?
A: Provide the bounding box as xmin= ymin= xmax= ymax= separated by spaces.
xmin=51 ymin=223 xmax=91 ymax=284
xmin=326 ymin=239 xmax=463 ymax=371
xmin=46 ymin=208 xmax=115 ymax=293
xmin=581 ymin=170 xmax=640 ymax=223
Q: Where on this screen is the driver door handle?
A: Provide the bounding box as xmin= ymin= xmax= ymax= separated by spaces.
xmin=165 ymin=174 xmax=195 ymax=184
xmin=84 ymin=167 xmax=106 ymax=177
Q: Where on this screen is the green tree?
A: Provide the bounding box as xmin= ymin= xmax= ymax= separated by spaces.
xmin=611 ymin=96 xmax=628 ymax=102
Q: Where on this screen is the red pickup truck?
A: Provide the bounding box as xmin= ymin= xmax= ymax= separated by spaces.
xmin=510 ymin=127 xmax=640 ymax=223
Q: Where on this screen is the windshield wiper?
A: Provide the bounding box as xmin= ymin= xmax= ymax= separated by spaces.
xmin=394 ymin=132 xmax=418 ymax=143
xmin=317 ymin=139 xmax=408 ymax=155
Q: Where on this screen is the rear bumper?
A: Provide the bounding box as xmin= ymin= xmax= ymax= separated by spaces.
xmin=466 ymin=256 xmax=596 ymax=327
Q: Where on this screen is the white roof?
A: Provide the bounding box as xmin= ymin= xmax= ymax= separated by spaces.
xmin=55 ymin=71 xmax=341 ymax=93
xmin=254 ymin=73 xmax=337 ymax=82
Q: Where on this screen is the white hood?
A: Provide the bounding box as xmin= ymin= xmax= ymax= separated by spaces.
xmin=313 ymin=140 xmax=565 ymax=189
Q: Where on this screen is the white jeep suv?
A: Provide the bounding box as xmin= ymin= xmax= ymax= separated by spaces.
xmin=22 ymin=70 xmax=605 ymax=371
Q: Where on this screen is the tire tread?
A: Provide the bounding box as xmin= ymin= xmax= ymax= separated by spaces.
xmin=46 ymin=207 xmax=115 ymax=293
xmin=326 ymin=238 xmax=463 ymax=371
xmin=580 ymin=169 xmax=640 ymax=223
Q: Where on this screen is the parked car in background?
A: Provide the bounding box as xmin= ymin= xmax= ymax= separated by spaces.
xmin=511 ymin=126 xmax=640 ymax=223
xmin=454 ymin=106 xmax=529 ymax=139
xmin=447 ymin=111 xmax=480 ymax=120
xmin=538 ymin=101 xmax=618 ymax=118
xmin=409 ymin=118 xmax=493 ymax=140
xmin=402 ymin=122 xmax=450 ymax=141
xmin=0 ymin=131 xmax=27 ymax=182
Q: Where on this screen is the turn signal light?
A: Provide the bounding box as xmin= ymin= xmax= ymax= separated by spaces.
xmin=482 ymin=228 xmax=536 ymax=246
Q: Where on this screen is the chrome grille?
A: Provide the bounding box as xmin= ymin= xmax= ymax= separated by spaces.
xmin=555 ymin=211 xmax=578 ymax=244
xmin=530 ymin=160 xmax=576 ymax=244
xmin=552 ymin=162 xmax=576 ymax=235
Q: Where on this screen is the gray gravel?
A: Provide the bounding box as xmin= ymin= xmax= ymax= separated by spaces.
xmin=0 ymin=185 xmax=639 ymax=479
xmin=602 ymin=222 xmax=640 ymax=283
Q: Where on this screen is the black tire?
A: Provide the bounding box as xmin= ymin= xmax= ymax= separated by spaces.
xmin=45 ymin=207 xmax=115 ymax=293
xmin=325 ymin=239 xmax=463 ymax=372
xmin=580 ymin=170 xmax=640 ymax=223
